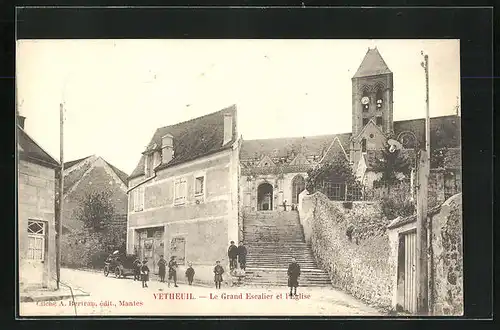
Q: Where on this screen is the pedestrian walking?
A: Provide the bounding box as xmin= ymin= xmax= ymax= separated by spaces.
xmin=140 ymin=260 xmax=150 ymax=288
xmin=157 ymin=255 xmax=166 ymax=283
xmin=237 ymin=241 xmax=247 ymax=271
xmin=133 ymin=257 xmax=141 ymax=281
xmin=228 ymin=241 xmax=238 ymax=271
xmin=213 ymin=260 xmax=224 ymax=289
xmin=283 ymin=199 xmax=287 ymax=211
xmin=185 ymin=262 xmax=195 ymax=285
xmin=287 ymin=257 xmax=301 ymax=297
xmin=167 ymin=256 xmax=178 ymax=288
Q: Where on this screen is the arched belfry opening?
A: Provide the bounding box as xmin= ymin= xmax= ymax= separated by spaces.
xmin=257 ymin=182 xmax=273 ymax=211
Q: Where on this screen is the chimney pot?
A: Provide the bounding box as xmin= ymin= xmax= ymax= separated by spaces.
xmin=223 ymin=113 xmax=233 ymax=146
xmin=17 ymin=115 xmax=26 ymax=129
xmin=161 ymin=134 xmax=174 ymax=164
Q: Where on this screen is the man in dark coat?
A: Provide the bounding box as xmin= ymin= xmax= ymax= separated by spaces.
xmin=140 ymin=260 xmax=150 ymax=288
xmin=133 ymin=257 xmax=141 ymax=281
xmin=167 ymin=256 xmax=179 ymax=288
xmin=157 ymin=255 xmax=167 ymax=283
xmin=237 ymin=242 xmax=247 ymax=271
xmin=213 ymin=260 xmax=224 ymax=289
xmin=228 ymin=241 xmax=238 ymax=271
xmin=287 ymin=257 xmax=301 ymax=297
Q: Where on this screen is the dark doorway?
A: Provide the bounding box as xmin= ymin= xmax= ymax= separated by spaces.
xmin=257 ymin=182 xmax=273 ymax=211
xmin=291 ymin=175 xmax=306 ymax=205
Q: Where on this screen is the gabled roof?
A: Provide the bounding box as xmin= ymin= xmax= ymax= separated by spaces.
xmin=352 ymin=117 xmax=386 ymax=142
xmin=63 ymin=156 xmax=129 ymax=192
xmin=394 ymin=115 xmax=461 ymax=150
xmin=240 ymin=133 xmax=351 ymax=160
xmin=353 ymin=47 xmax=392 ymax=79
xmin=64 ymin=156 xmax=92 ymax=169
xmin=257 ymin=155 xmax=275 ymax=167
xmin=319 ymin=136 xmax=349 ymax=164
xmin=129 ymin=105 xmax=238 ymax=180
xmin=103 ymin=160 xmax=129 ymax=184
xmin=17 ymin=126 xmax=59 ymax=168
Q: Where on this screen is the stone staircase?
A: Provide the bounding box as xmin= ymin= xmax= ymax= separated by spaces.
xmin=243 ymin=210 xmax=332 ymax=287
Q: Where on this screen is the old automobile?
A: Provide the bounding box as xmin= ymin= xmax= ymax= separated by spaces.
xmin=104 ymin=251 xmax=139 ymax=279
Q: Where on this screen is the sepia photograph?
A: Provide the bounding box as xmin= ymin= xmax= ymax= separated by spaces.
xmin=16 ymin=39 xmax=462 ymax=317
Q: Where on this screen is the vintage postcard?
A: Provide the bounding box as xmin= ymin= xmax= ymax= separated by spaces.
xmin=16 ymin=39 xmax=463 ymax=317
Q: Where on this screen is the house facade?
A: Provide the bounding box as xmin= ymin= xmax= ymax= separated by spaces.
xmin=238 ymin=47 xmax=461 ymax=206
xmin=126 ymin=105 xmax=239 ymax=283
xmin=61 ymin=155 xmax=129 ymax=234
xmin=17 ymin=116 xmax=60 ymax=290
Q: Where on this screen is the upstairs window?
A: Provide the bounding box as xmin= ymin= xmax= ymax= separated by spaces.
xmin=174 ymin=178 xmax=187 ymax=205
xmin=376 ymin=116 xmax=383 ymax=126
xmin=362 ymin=118 xmax=369 ymax=126
xmin=133 ymin=186 xmax=145 ymax=212
xmin=195 ymin=176 xmax=205 ymax=196
xmin=361 ymin=138 xmax=367 ymax=152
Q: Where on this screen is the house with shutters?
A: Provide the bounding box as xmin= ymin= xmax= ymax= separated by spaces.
xmin=17 ymin=114 xmax=60 ymax=291
xmin=126 ymin=105 xmax=239 ymax=283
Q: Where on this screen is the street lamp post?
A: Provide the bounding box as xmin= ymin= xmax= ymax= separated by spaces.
xmin=415 ymin=51 xmax=430 ymax=315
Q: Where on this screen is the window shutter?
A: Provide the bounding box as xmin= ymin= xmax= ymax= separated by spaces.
xmin=140 ymin=187 xmax=145 ymax=210
xmin=130 ymin=191 xmax=135 ymax=211
xmin=182 ymin=178 xmax=187 ymax=202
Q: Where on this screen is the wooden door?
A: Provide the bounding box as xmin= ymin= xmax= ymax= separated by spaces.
xmin=403 ymin=231 xmax=417 ymax=313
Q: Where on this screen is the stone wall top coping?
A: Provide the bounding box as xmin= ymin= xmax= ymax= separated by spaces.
xmin=387 ymin=204 xmax=442 ymax=230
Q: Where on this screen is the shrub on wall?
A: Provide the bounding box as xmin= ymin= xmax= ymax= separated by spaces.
xmin=306 ymin=157 xmax=359 ymax=193
xmin=379 ymin=181 xmax=415 ymax=220
xmin=371 ymin=144 xmax=412 ymax=192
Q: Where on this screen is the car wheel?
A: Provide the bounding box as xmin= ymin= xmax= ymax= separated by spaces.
xmin=104 ymin=267 xmax=109 ymax=277
xmin=115 ymin=267 xmax=122 ymax=279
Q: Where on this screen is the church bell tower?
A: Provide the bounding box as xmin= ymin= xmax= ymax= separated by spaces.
xmin=351 ymin=47 xmax=394 ymax=137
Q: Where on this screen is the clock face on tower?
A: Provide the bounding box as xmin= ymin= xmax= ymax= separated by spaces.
xmin=361 ymin=96 xmax=369 ymax=105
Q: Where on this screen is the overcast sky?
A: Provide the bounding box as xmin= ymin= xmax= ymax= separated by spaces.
xmin=16 ymin=39 xmax=460 ymax=175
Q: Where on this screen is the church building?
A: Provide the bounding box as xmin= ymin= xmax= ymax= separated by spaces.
xmin=239 ymin=47 xmax=461 ymax=210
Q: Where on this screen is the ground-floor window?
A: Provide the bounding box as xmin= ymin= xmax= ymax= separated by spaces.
xmin=27 ymin=220 xmax=46 ymax=261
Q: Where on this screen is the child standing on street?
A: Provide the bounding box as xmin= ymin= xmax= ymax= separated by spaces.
xmin=140 ymin=260 xmax=150 ymax=288
xmin=213 ymin=260 xmax=224 ymax=289
xmin=185 ymin=262 xmax=195 ymax=285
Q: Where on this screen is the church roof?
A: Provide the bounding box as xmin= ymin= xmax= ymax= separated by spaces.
xmin=352 ymin=47 xmax=392 ymax=78
xmin=240 ymin=133 xmax=351 ymax=160
xmin=129 ymin=105 xmax=238 ymax=180
xmin=393 ymin=115 xmax=461 ymax=150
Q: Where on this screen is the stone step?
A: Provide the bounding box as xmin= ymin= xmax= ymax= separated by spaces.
xmin=247 ymin=258 xmax=315 ymax=262
xmin=243 ymin=267 xmax=332 ymax=287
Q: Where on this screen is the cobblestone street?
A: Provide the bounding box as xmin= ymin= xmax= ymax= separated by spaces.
xmin=20 ymin=268 xmax=383 ymax=316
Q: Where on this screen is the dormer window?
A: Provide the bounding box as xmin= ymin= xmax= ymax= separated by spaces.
xmin=145 ymin=154 xmax=154 ymax=177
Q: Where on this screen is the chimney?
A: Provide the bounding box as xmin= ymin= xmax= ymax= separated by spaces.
xmin=17 ymin=114 xmax=26 ymax=129
xmin=161 ymin=134 xmax=174 ymax=164
xmin=223 ymin=113 xmax=233 ymax=146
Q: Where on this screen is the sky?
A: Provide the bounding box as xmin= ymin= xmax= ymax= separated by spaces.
xmin=16 ymin=39 xmax=460 ymax=175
